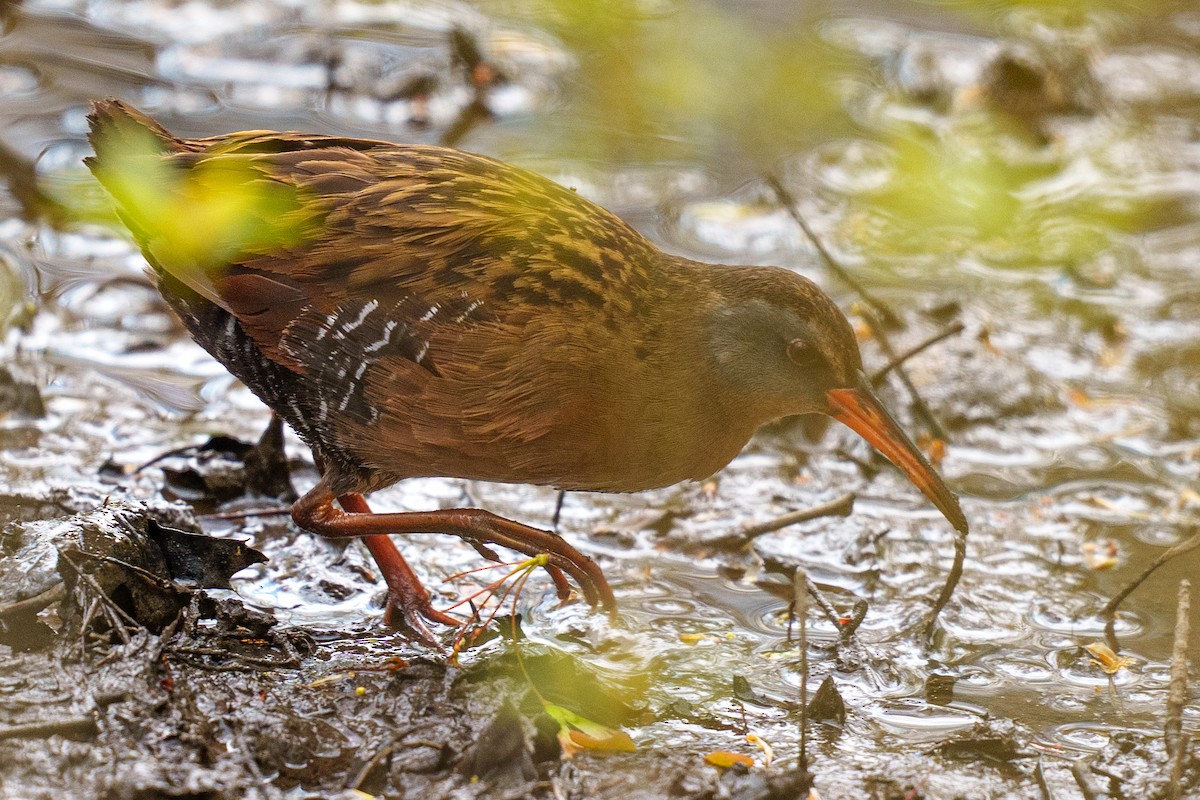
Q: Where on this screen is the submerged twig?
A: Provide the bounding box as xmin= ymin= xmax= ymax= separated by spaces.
xmin=1102 ymin=529 xmax=1200 ymax=648
xmin=795 ymin=567 xmax=809 ymax=775
xmin=0 ymin=715 xmax=98 ymax=741
xmin=735 ymin=493 xmax=856 ymax=544
xmin=0 ymin=583 xmax=66 ymax=621
xmin=1070 ymin=758 xmax=1109 ymax=800
xmin=924 ymin=531 xmax=967 ymax=642
xmin=348 ymin=734 xmax=405 ymax=791
xmin=200 ymin=507 xmax=292 ymax=521
xmin=1165 ymin=579 xmax=1191 ymax=800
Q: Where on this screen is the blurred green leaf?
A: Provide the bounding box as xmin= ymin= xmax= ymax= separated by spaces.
xmin=89 ymin=126 xmax=309 ymax=282
xmin=484 ymin=0 xmax=857 ymax=164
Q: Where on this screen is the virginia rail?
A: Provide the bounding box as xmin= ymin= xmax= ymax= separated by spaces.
xmin=85 ymin=99 xmax=968 ymax=641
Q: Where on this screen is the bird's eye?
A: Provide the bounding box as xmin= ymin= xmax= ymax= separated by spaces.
xmin=787 ymin=338 xmax=817 ymax=367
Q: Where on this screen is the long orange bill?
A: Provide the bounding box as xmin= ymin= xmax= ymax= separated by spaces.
xmin=826 ymin=375 xmax=968 ymax=536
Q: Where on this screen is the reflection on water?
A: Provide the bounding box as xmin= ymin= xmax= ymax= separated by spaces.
xmin=2 ymin=0 xmax=1199 ymax=795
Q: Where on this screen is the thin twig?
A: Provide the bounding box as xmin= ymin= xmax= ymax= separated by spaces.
xmin=795 ymin=567 xmax=809 ymax=774
xmin=0 ymin=583 xmax=66 ymax=620
xmin=803 ymin=575 xmax=845 ymax=632
xmin=736 ymin=493 xmax=856 ymax=544
xmin=1102 ymin=529 xmax=1200 ymax=648
xmin=840 ymin=598 xmax=868 ymax=644
xmin=59 ymin=551 xmax=141 ymax=644
xmin=200 ymin=507 xmax=292 ymax=521
xmin=348 ymin=733 xmax=405 ymax=790
xmin=1165 ymin=579 xmax=1191 ymax=800
xmin=1070 ymin=758 xmax=1108 ymax=800
xmin=869 ymin=322 xmax=965 ymax=387
xmin=0 ymin=715 xmax=97 ymax=741
xmin=551 ymin=490 xmax=567 ymax=532
xmin=1034 ymin=757 xmax=1053 ymax=800
xmin=71 ymin=552 xmax=177 ymax=592
xmin=924 ymin=530 xmax=967 ymax=641
xmin=765 ymin=174 xmax=901 ymax=328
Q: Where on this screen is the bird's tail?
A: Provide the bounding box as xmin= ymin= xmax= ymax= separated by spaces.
xmin=84 ymin=98 xmax=183 ymax=174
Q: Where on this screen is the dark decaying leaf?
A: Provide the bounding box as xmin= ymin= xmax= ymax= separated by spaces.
xmin=0 ymin=366 xmax=44 ymax=418
xmin=807 ymin=675 xmax=845 ymax=725
xmin=154 ymin=418 xmax=295 ymax=503
xmin=147 ymin=520 xmax=266 ymax=589
xmin=457 ymin=700 xmax=537 ymax=786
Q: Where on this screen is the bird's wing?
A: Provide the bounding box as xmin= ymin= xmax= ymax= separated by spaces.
xmin=139 ymin=137 xmax=663 ymax=374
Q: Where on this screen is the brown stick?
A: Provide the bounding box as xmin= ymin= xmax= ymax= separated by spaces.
xmin=860 ymin=306 xmax=949 ymax=441
xmin=0 ymin=139 xmax=67 ymax=224
xmin=1165 ymin=579 xmax=1191 ymax=800
xmin=735 ymin=493 xmax=856 ymax=544
xmin=1101 ymin=530 xmax=1200 ymax=647
xmin=795 ymin=567 xmax=809 ymax=773
xmin=0 ymin=715 xmax=97 ymax=741
xmin=870 ymin=322 xmax=966 ymax=387
xmin=348 ymin=734 xmax=404 ymax=791
xmin=0 ymin=583 xmax=66 ymax=620
xmin=1071 ymin=759 xmax=1108 ymax=800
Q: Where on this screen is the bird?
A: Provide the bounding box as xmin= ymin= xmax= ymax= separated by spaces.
xmin=85 ymin=98 xmax=969 ymax=642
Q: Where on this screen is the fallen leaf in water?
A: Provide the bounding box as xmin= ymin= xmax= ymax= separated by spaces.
xmin=746 ymin=733 xmax=774 ymax=767
xmin=1082 ymin=539 xmax=1119 ymax=570
xmin=543 ymin=702 xmax=636 ymax=758
xmin=704 ymin=750 xmax=754 ymax=769
xmin=1084 ymin=642 xmax=1135 ymax=675
xmin=1067 ymin=387 xmax=1093 ymax=408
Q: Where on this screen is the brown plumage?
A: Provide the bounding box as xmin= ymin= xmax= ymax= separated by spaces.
xmin=86 ymin=99 xmax=968 ymax=641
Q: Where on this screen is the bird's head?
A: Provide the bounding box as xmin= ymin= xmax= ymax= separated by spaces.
xmin=704 ymin=265 xmax=967 ymax=535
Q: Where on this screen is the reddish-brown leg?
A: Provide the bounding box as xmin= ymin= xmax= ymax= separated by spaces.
xmin=292 ymin=484 xmax=616 ymax=614
xmin=337 ymin=493 xmax=459 ymax=642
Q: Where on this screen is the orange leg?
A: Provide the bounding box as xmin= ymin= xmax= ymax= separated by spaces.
xmin=294 ymin=486 xmax=615 ymax=630
xmin=337 ymin=493 xmax=459 ymax=642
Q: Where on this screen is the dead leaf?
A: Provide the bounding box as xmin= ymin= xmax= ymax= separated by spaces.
xmin=705 ymin=750 xmax=754 ymax=769
xmin=543 ymin=702 xmax=636 ymax=759
xmin=1084 ymin=642 xmax=1135 ymax=675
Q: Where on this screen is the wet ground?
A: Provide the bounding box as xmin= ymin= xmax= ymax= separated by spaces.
xmin=1 ymin=0 xmax=1199 ymax=798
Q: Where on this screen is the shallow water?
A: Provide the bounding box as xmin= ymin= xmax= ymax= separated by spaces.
xmin=2 ymin=0 xmax=1199 ymax=797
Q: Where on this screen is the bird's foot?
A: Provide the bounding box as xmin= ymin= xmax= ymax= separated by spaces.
xmin=293 ymin=487 xmax=618 ymax=633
